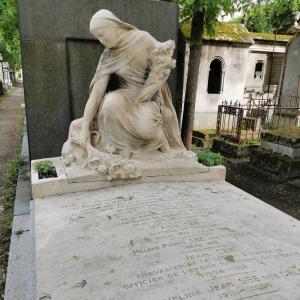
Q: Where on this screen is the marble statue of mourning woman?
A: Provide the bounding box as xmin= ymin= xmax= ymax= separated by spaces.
xmin=62 ymin=9 xmax=192 ymax=180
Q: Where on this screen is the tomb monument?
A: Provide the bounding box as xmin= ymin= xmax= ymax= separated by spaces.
xmin=29 ymin=7 xmax=300 ymax=300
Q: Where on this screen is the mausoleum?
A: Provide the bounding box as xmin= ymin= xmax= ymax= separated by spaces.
xmin=181 ymin=22 xmax=291 ymax=129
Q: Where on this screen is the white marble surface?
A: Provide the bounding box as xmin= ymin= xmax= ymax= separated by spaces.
xmin=31 ymin=157 xmax=225 ymax=198
xmin=62 ymin=10 xmax=186 ymax=181
xmin=35 ymin=181 xmax=300 ymax=300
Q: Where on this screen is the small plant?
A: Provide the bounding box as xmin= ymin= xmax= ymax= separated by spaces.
xmin=197 ymin=150 xmax=222 ymax=167
xmin=224 ymin=255 xmax=235 ymax=263
xmin=34 ymin=160 xmax=57 ymax=179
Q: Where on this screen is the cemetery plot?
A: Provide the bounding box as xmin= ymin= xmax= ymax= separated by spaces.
xmin=35 ymin=181 xmax=300 ymax=300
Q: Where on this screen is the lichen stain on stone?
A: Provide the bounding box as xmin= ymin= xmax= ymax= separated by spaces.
xmin=39 ymin=293 xmax=52 ymax=299
xmin=74 ymin=280 xmax=87 ymax=288
xmin=224 ymin=255 xmax=235 ymax=263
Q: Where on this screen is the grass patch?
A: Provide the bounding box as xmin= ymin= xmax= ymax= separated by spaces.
xmin=197 ymin=150 xmax=222 ymax=167
xmin=0 ymin=155 xmax=23 ymax=232
xmin=0 ymin=155 xmax=23 ymax=298
xmin=0 ymin=104 xmax=24 ymax=299
xmin=268 ymin=127 xmax=300 ymax=139
xmin=240 ymin=139 xmax=261 ymax=146
xmin=200 ymin=129 xmax=216 ymax=136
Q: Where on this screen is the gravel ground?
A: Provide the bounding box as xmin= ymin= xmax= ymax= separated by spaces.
xmin=224 ymin=158 xmax=300 ymax=220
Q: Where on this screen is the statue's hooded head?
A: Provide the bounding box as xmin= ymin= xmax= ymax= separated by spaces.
xmin=90 ymin=10 xmax=136 ymax=49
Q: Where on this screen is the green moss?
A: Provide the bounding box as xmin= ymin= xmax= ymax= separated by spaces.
xmin=249 ymin=31 xmax=292 ymax=43
xmin=240 ymin=139 xmax=261 ymax=146
xmin=224 ymin=255 xmax=235 ymax=263
xmin=212 ymin=138 xmax=254 ymax=158
xmin=181 ymin=22 xmax=253 ymax=44
xmin=201 ymin=129 xmax=216 ymax=135
xmin=250 ymin=147 xmax=300 ymax=178
xmin=268 ymin=127 xmax=300 ymax=139
xmin=181 ymin=20 xmax=292 ymax=44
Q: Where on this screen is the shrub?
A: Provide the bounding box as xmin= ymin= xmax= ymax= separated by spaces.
xmin=197 ymin=150 xmax=222 ymax=167
xmin=34 ymin=160 xmax=57 ymax=179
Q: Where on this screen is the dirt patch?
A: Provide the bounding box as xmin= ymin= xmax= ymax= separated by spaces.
xmin=224 ymin=158 xmax=300 ymax=220
xmin=0 ymin=86 xmax=24 ymax=199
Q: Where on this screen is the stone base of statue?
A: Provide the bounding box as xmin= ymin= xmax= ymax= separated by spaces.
xmin=31 ymin=150 xmax=226 ymax=198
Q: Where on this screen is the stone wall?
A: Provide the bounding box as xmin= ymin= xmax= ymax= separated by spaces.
xmin=18 ymin=0 xmax=181 ymax=159
xmin=183 ymin=44 xmax=249 ymax=130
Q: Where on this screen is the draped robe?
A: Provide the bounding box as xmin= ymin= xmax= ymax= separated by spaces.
xmin=62 ymin=22 xmax=185 ymax=172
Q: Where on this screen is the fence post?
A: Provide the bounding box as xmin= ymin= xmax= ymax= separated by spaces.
xmin=236 ymin=107 xmax=243 ymax=142
xmin=216 ymin=105 xmax=222 ymax=135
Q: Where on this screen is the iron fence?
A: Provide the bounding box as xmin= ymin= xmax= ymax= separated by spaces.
xmin=216 ymin=96 xmax=300 ymax=143
xmin=0 ymin=80 xmax=4 ymax=96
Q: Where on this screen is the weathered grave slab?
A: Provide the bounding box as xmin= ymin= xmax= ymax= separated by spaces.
xmin=35 ymin=181 xmax=300 ymax=300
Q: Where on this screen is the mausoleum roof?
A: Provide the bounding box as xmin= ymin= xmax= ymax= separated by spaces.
xmin=181 ymin=22 xmax=254 ymax=46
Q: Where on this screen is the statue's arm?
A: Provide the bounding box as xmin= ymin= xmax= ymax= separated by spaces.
xmin=138 ymin=40 xmax=176 ymax=103
xmin=80 ymin=75 xmax=109 ymax=146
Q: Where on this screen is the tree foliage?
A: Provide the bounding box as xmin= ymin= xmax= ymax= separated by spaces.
xmin=164 ymin=0 xmax=251 ymax=148
xmin=0 ymin=0 xmax=21 ymax=69
xmin=243 ymin=0 xmax=300 ymax=33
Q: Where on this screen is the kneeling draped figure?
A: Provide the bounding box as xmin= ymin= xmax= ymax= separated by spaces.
xmin=62 ymin=9 xmax=187 ymax=180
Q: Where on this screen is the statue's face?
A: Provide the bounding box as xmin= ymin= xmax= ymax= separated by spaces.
xmin=97 ymin=27 xmax=118 ymax=49
xmin=90 ymin=19 xmax=119 ymax=49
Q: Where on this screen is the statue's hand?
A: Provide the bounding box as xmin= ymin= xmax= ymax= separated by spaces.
xmin=137 ymin=88 xmax=154 ymax=103
xmin=79 ymin=127 xmax=90 ymax=148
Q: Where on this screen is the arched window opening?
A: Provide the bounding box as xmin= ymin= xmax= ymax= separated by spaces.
xmin=254 ymin=60 xmax=264 ymax=79
xmin=207 ymin=58 xmax=223 ymax=94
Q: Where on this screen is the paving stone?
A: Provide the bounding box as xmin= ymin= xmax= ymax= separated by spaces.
xmin=4 ymin=214 xmax=35 ymax=300
xmin=14 ymin=179 xmax=31 ymax=216
xmin=5 ymin=126 xmax=36 ymax=300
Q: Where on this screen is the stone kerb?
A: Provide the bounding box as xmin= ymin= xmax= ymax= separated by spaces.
xmin=261 ymin=131 xmax=300 ymax=158
xmin=31 ymin=157 xmax=226 ymax=199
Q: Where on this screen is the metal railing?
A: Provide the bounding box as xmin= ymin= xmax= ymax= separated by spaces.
xmin=216 ymin=96 xmax=300 ymax=144
xmin=0 ymin=80 xmax=4 ymax=96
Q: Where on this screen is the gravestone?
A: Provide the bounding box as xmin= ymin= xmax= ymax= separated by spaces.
xmin=35 ymin=181 xmax=300 ymax=300
xmin=279 ymin=32 xmax=300 ymax=106
xmin=17 ymin=0 xmax=182 ymax=160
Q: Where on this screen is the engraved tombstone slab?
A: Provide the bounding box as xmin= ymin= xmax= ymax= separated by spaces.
xmin=35 ymin=181 xmax=300 ymax=300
